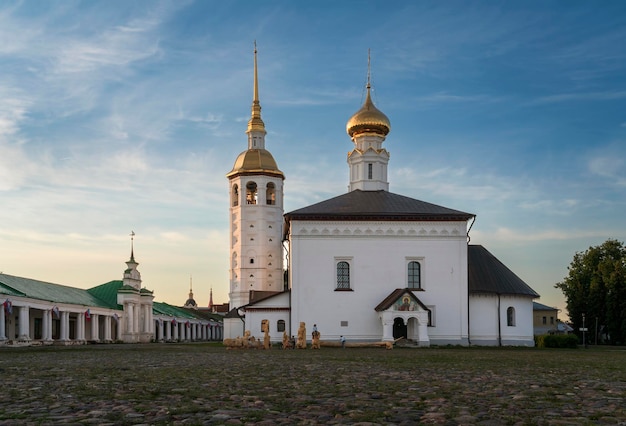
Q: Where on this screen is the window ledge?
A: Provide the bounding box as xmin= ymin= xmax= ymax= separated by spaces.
xmin=334 ymin=288 xmax=354 ymax=292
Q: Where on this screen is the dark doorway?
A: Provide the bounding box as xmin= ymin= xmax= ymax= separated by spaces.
xmin=393 ymin=317 xmax=407 ymax=339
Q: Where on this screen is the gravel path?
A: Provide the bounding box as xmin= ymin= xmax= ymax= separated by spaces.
xmin=0 ymin=344 xmax=624 ymax=425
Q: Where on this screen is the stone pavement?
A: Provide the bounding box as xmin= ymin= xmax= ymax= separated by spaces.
xmin=0 ymin=344 xmax=624 ymax=425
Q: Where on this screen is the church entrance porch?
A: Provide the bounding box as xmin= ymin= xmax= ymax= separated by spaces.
xmin=376 ymin=289 xmax=431 ymax=347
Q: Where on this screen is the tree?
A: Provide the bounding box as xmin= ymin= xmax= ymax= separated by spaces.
xmin=555 ymin=239 xmax=626 ymax=345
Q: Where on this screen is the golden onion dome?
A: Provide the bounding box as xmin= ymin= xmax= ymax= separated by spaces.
xmin=346 ymin=85 xmax=391 ymax=138
xmin=226 ymin=149 xmax=284 ymax=179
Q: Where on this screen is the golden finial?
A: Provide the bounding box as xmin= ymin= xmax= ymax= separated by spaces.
xmin=129 ymin=231 xmax=135 ymax=261
xmin=367 ymin=48 xmax=371 ymax=90
xmin=247 ymin=41 xmax=266 ymax=135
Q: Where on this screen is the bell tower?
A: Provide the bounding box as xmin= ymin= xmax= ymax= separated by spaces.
xmin=226 ymin=43 xmax=285 ymax=311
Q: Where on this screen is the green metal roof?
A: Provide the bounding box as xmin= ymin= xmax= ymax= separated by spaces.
xmin=1 ymin=274 xmax=222 ymax=322
xmin=153 ymin=302 xmax=212 ymax=320
xmin=0 ymin=273 xmax=119 ymax=309
xmin=87 ymin=280 xmax=124 ymax=309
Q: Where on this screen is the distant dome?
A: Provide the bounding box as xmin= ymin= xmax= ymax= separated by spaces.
xmin=346 ymin=87 xmax=390 ymax=138
xmin=185 ymin=298 xmax=197 ymax=307
xmin=227 ymin=149 xmax=284 ymax=179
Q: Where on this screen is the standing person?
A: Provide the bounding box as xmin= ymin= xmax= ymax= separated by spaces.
xmin=340 ymin=335 xmax=346 ymax=349
xmin=312 ymin=324 xmax=318 ymax=338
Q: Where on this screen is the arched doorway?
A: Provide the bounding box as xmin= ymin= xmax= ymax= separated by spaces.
xmin=393 ymin=317 xmax=407 ymax=339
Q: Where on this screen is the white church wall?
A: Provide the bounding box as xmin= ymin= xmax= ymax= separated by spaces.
xmin=289 ymin=220 xmax=469 ymax=344
xmin=244 ymin=292 xmax=291 ymax=343
xmin=245 ymin=309 xmax=290 ymax=343
xmin=500 ymin=295 xmax=535 ymax=347
xmin=469 ymin=294 xmax=499 ymax=345
xmin=469 ymin=294 xmax=536 ymax=346
xmin=223 ymin=317 xmax=245 ymax=340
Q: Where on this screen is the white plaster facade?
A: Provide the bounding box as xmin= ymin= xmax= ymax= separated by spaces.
xmin=469 ymin=294 xmax=535 ymax=346
xmin=241 ymin=292 xmax=291 ymax=342
xmin=228 ymin=174 xmax=284 ymax=308
xmin=288 ymin=220 xmax=470 ymax=345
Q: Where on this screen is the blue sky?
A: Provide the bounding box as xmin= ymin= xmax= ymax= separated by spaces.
xmin=1 ymin=1 xmax=625 ymax=317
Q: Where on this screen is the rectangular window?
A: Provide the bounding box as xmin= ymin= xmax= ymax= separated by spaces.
xmin=408 ymin=261 xmax=421 ymax=289
xmin=336 ymin=261 xmax=350 ymax=289
xmin=340 ymin=321 xmax=348 ymax=327
xmin=367 ymin=163 xmax=373 ymax=179
xmin=550 ymin=316 xmax=554 ymax=325
xmin=542 ymin=316 xmax=546 ymax=325
xmin=406 ymin=258 xmax=424 ymax=289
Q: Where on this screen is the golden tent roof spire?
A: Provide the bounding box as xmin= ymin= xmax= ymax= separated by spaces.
xmin=247 ymin=41 xmax=266 ymax=135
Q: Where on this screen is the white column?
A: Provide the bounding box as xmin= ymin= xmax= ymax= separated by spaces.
xmin=104 ymin=316 xmax=112 ymax=342
xmin=417 ymin=313 xmax=430 ymax=347
xmin=116 ymin=316 xmax=122 ymax=340
xmin=380 ymin=313 xmax=394 ymax=342
xmin=0 ymin=309 xmax=6 ymax=341
xmin=172 ymin=321 xmax=178 ymax=341
xmin=17 ymin=305 xmax=30 ymax=341
xmin=90 ymin=313 xmax=99 ymax=342
xmin=126 ymin=303 xmax=134 ymax=334
xmin=75 ymin=312 xmax=83 ymax=342
xmin=60 ymin=311 xmax=69 ymax=341
xmin=158 ymin=320 xmax=164 ymax=341
xmin=144 ymin=305 xmax=150 ymax=335
xmin=148 ymin=305 xmax=154 ymax=334
xmin=165 ymin=320 xmax=171 ymax=341
xmin=133 ymin=303 xmax=139 ymax=334
xmin=191 ymin=323 xmax=196 ymax=341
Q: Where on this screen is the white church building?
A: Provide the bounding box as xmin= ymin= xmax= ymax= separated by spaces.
xmin=224 ymin=48 xmax=540 ymax=347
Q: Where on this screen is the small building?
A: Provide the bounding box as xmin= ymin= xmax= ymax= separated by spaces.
xmin=532 ymin=301 xmax=559 ymax=335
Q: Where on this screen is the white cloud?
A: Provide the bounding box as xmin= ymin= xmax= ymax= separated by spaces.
xmin=472 ymin=227 xmax=611 ymax=243
xmin=0 ymin=88 xmax=30 ymax=137
xmin=530 ymin=90 xmax=626 ymax=105
xmin=588 ymin=145 xmax=626 ymax=187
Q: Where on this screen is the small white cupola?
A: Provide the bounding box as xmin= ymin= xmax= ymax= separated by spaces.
xmin=346 ymin=50 xmax=391 ymax=192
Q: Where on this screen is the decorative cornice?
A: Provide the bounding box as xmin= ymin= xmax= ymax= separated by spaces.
xmin=290 ymin=221 xmax=466 ymax=238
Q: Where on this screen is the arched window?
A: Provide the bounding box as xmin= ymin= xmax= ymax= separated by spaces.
xmin=336 ymin=261 xmax=350 ymax=289
xmin=246 ymin=181 xmax=257 ymax=204
xmin=266 ymin=182 xmax=276 ymax=205
xmin=507 ymin=307 xmax=516 ymax=326
xmin=232 ymin=184 xmax=239 ymax=207
xmin=277 ymin=319 xmax=285 ymax=332
xmin=408 ymin=261 xmax=421 ymax=289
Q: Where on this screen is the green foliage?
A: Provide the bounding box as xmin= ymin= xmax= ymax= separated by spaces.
xmin=535 ymin=334 xmax=545 ymax=348
xmin=535 ymin=334 xmax=578 ymax=349
xmin=555 ymin=239 xmax=626 ymax=345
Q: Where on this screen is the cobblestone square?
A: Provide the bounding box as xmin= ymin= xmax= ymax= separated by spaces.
xmin=0 ymin=344 xmax=624 ymax=425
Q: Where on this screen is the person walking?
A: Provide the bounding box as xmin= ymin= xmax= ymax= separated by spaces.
xmin=340 ymin=335 xmax=346 ymax=349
